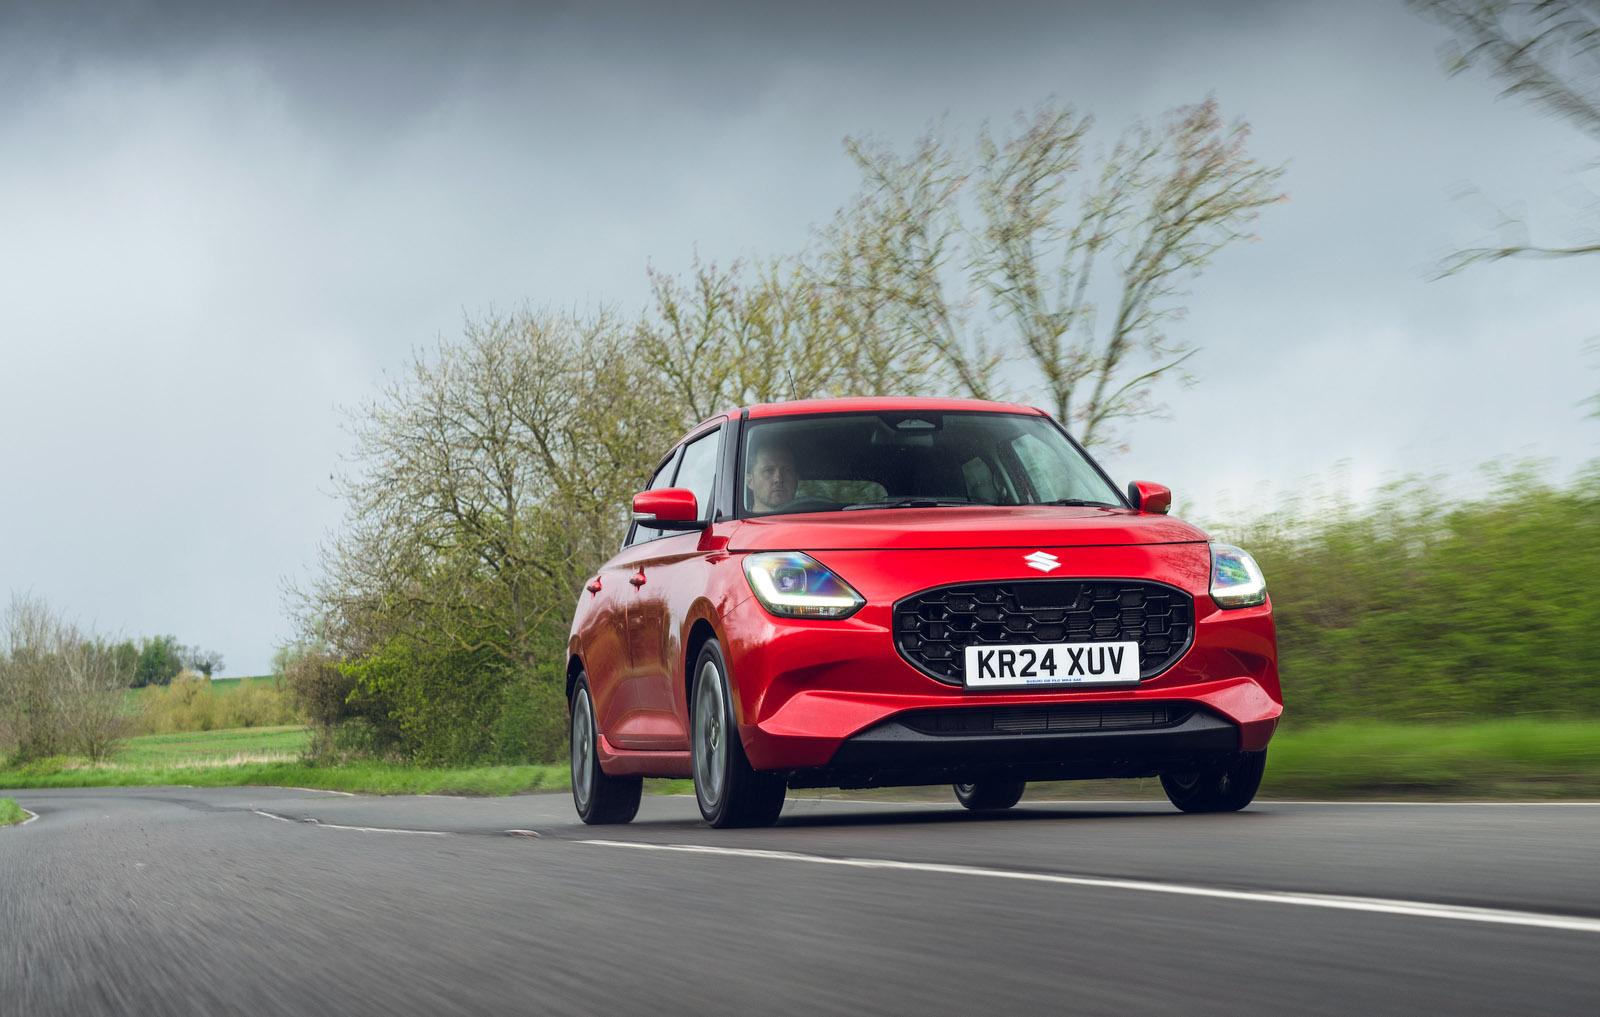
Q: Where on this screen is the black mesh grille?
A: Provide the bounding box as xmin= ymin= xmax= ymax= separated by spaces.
xmin=900 ymin=701 xmax=1193 ymax=736
xmin=894 ymin=579 xmax=1194 ymax=685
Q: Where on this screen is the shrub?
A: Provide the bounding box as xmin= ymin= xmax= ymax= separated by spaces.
xmin=283 ymin=650 xmax=355 ymax=729
xmin=136 ymin=673 xmax=220 ymax=733
xmin=220 ymin=680 xmax=298 ymax=728
xmin=341 ymin=636 xmax=513 ymax=765
xmin=491 ymin=668 xmax=568 ymax=765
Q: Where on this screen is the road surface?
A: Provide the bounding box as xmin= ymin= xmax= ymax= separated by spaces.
xmin=3 ymin=787 xmax=1597 ymax=1015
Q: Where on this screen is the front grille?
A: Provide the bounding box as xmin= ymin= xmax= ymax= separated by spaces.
xmin=900 ymin=701 xmax=1193 ymax=736
xmin=894 ymin=579 xmax=1194 ymax=685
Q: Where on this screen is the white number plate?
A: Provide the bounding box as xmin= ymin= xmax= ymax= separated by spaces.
xmin=963 ymin=641 xmax=1141 ymax=689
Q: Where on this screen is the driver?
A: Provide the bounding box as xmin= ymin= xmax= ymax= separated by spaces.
xmin=745 ymin=434 xmax=799 ymax=512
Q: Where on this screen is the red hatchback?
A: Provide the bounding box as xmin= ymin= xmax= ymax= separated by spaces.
xmin=566 ymin=397 xmax=1280 ymax=827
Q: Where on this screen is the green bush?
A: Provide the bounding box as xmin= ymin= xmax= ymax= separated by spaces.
xmin=341 ymin=636 xmax=507 ymax=764
xmin=491 ymin=668 xmax=569 ymax=765
xmin=1220 ymin=462 xmax=1600 ymax=724
xmin=333 ymin=636 xmax=570 ymax=765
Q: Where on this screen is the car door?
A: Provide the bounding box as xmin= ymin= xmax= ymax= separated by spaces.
xmin=593 ymin=447 xmax=680 ymax=749
xmin=618 ymin=422 xmax=726 ymax=751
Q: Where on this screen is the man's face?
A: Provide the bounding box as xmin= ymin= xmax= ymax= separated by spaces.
xmin=747 ymin=446 xmax=798 ymax=511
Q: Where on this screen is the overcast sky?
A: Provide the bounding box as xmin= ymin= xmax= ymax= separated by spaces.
xmin=1 ymin=0 xmax=1595 ymax=674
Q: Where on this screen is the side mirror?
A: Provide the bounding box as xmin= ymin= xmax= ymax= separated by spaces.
xmin=632 ymin=488 xmax=707 ymax=530
xmin=1127 ymin=480 xmax=1172 ymax=515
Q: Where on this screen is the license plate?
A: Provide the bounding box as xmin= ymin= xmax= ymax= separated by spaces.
xmin=963 ymin=641 xmax=1141 ymax=689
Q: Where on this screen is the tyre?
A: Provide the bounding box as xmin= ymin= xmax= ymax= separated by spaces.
xmin=570 ymin=676 xmax=642 ymax=825
xmin=953 ymin=780 xmax=1026 ymax=811
xmin=691 ymin=639 xmax=786 ymax=829
xmin=1160 ymin=751 xmax=1267 ymax=813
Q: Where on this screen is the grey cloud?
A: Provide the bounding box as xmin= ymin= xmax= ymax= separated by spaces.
xmin=0 ymin=0 xmax=1593 ymax=672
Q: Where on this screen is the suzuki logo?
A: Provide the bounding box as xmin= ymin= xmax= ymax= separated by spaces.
xmin=1023 ymin=551 xmax=1060 ymax=573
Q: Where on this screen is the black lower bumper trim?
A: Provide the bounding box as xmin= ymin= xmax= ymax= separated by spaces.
xmin=787 ymin=705 xmax=1240 ymax=790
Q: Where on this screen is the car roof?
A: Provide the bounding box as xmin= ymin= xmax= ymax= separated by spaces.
xmin=738 ymin=396 xmax=1048 ymax=420
xmin=677 ymin=397 xmax=1049 ymax=450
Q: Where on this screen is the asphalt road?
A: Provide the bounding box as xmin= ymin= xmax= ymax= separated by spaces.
xmin=3 ymin=787 xmax=1598 ymax=1016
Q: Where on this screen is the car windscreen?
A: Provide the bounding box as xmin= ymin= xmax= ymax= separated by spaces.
xmin=738 ymin=411 xmax=1122 ymax=516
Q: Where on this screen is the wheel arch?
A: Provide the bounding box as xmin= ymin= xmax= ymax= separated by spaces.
xmin=566 ymin=654 xmax=585 ymax=704
xmin=684 ymin=617 xmax=719 ymax=709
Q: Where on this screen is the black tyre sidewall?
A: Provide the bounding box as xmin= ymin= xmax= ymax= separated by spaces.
xmin=571 ymin=674 xmax=642 ymax=825
xmin=1162 ymin=751 xmax=1266 ymax=813
xmin=692 ymin=640 xmax=784 ymax=828
xmin=954 ymin=780 xmax=1026 ymax=811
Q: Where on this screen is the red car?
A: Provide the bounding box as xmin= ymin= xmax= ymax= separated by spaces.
xmin=566 ymin=397 xmax=1280 ymax=827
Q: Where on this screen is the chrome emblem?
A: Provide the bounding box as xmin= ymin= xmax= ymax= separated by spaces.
xmin=1023 ymin=551 xmax=1060 ymax=573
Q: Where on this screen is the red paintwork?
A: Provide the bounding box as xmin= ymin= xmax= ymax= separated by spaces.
xmin=1129 ymin=480 xmax=1172 ymax=516
xmin=569 ymin=398 xmax=1282 ymax=781
xmin=632 ymin=487 xmax=701 ymax=524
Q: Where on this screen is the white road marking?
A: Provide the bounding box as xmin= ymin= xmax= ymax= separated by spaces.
xmin=251 ymin=809 xmax=450 ymax=836
xmin=284 ymin=787 xmax=358 ymax=797
xmin=773 ymin=796 xmax=1600 ymax=808
xmin=581 ymin=839 xmax=1600 ymax=935
xmin=505 ymin=829 xmax=543 ymax=838
xmin=17 ymin=807 xmax=39 ymax=827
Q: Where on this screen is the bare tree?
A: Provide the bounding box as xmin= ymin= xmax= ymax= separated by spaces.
xmin=0 ymin=595 xmax=128 ymax=762
xmin=1413 ymin=0 xmax=1600 ymax=269
xmin=640 ymin=255 xmax=943 ymax=422
xmin=181 ymin=646 xmax=225 ymax=679
xmin=826 ymin=99 xmax=1286 ymax=448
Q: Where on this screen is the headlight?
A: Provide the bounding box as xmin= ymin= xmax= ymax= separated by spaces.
xmin=742 ymin=552 xmax=865 ymax=619
xmin=1210 ymin=542 xmax=1267 ymax=609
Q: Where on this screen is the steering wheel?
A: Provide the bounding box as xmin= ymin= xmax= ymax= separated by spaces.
xmin=773 ymin=496 xmax=839 ymax=513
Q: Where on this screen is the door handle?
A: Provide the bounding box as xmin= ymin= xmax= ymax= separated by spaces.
xmin=585 ymin=577 xmax=602 ymax=594
xmin=629 ymin=570 xmax=647 ymax=587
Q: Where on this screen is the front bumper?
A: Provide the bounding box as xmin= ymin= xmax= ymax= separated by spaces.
xmin=788 ymin=704 xmax=1241 ymax=789
xmin=720 ymin=544 xmax=1282 ymax=775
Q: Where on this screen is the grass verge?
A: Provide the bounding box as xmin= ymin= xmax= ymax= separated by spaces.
xmin=0 ymin=798 xmax=26 ymax=826
xmin=2 ymin=719 xmax=1597 ymax=799
xmin=1262 ymin=719 xmax=1600 ymax=798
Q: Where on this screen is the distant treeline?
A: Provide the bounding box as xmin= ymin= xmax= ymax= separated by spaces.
xmin=107 ymin=635 xmax=225 ymax=688
xmin=1226 ymin=461 xmax=1600 ymax=724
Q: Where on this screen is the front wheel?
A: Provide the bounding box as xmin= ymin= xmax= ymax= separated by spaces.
xmin=570 ymin=676 xmax=642 ymax=825
xmin=953 ymin=780 xmax=1026 ymax=811
xmin=1160 ymin=751 xmax=1267 ymax=813
xmin=692 ymin=640 xmax=786 ymax=828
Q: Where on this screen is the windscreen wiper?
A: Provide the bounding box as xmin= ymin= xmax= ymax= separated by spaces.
xmin=1039 ymin=498 xmax=1118 ymax=507
xmin=840 ymin=498 xmax=973 ymax=511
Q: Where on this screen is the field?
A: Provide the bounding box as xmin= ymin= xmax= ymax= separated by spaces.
xmin=4 ymin=719 xmax=1600 ymax=800
xmin=109 ymin=725 xmax=310 ymax=767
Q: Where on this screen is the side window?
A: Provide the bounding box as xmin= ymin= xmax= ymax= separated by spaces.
xmin=674 ymin=430 xmax=722 ymax=522
xmin=626 ymin=450 xmax=680 ymax=546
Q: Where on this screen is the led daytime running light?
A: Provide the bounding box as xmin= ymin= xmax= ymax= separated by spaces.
xmin=743 ymin=552 xmax=864 ymax=619
xmin=1210 ymin=542 xmax=1267 ymax=609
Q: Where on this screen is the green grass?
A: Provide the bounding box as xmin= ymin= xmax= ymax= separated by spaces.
xmin=109 ymin=725 xmax=310 ymax=767
xmin=3 ymin=719 xmax=1598 ymax=799
xmin=0 ymin=798 xmax=26 ymax=826
xmin=0 ymin=758 xmax=567 ymax=795
xmin=1262 ymin=719 xmax=1600 ymax=798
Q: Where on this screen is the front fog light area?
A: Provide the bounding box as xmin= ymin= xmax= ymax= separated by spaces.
xmin=743 ymin=552 xmax=865 ymax=619
xmin=1210 ymin=542 xmax=1267 ymax=608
